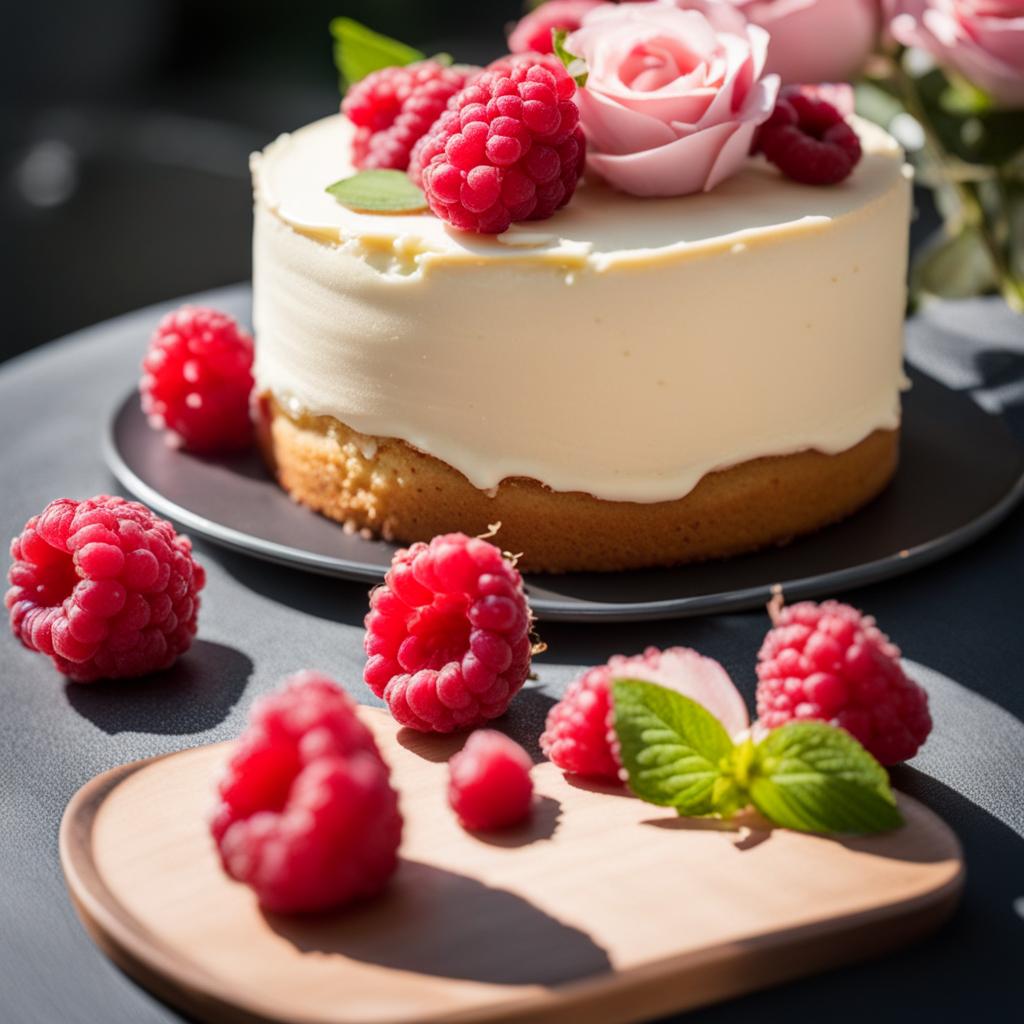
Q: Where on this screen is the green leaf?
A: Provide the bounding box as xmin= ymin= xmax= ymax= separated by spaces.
xmin=749 ymin=722 xmax=903 ymax=835
xmin=911 ymin=225 xmax=997 ymax=302
xmin=611 ymin=679 xmax=735 ymax=816
xmin=552 ymin=29 xmax=588 ymax=88
xmin=330 ymin=17 xmax=424 ymax=89
xmin=325 ymin=170 xmax=428 ymax=214
xmin=854 ymin=81 xmax=903 ymax=132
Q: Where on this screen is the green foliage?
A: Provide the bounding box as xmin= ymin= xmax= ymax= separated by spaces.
xmin=325 ymin=170 xmax=428 ymax=213
xmin=330 ymin=17 xmax=424 ymax=91
xmin=611 ymin=680 xmax=903 ymax=835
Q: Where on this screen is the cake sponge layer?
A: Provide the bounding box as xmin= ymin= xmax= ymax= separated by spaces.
xmin=259 ymin=397 xmax=898 ymax=573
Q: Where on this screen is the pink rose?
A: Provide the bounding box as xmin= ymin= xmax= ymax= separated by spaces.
xmin=713 ymin=1 xmax=881 ymax=84
xmin=508 ymin=0 xmax=605 ymax=54
xmin=568 ymin=1 xmax=780 ymax=196
xmin=887 ymin=1 xmax=1024 ymax=107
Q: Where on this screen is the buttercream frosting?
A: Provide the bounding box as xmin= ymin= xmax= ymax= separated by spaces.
xmin=251 ymin=114 xmax=911 ymax=503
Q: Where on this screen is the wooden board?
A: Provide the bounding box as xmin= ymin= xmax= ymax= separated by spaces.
xmin=61 ymin=709 xmax=963 ymax=1024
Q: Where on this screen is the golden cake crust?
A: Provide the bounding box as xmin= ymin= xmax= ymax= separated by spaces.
xmin=258 ymin=396 xmax=898 ymax=573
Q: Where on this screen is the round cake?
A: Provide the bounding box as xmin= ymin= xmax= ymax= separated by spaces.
xmin=251 ymin=114 xmax=910 ymax=572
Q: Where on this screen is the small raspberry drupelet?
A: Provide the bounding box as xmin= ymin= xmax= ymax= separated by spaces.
xmin=211 ymin=671 xmax=402 ymax=913
xmin=541 ymin=647 xmax=749 ymax=781
xmin=363 ymin=533 xmax=533 ymax=733
xmin=411 ymin=56 xmax=585 ymax=233
xmin=757 ymin=86 xmax=862 ymax=186
xmin=755 ymin=599 xmax=932 ymax=764
xmin=140 ymin=305 xmax=255 ymax=454
xmin=342 ymin=60 xmax=475 ymax=171
xmin=5 ymin=496 xmax=205 ymax=682
xmin=448 ymin=729 xmax=534 ymax=830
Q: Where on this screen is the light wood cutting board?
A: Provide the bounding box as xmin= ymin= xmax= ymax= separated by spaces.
xmin=60 ymin=708 xmax=963 ymax=1024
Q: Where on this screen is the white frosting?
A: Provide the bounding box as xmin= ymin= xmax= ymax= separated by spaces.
xmin=252 ymin=114 xmax=911 ymax=503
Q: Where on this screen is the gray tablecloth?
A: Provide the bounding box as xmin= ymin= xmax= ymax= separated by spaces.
xmin=1 ymin=286 xmax=1022 ymax=1023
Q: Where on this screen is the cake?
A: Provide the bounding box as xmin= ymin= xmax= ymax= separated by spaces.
xmin=250 ymin=9 xmax=911 ymax=574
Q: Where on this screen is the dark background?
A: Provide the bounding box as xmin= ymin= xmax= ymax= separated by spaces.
xmin=2 ymin=0 xmax=528 ymax=363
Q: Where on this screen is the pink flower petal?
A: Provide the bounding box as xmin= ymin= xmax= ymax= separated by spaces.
xmin=616 ymin=647 xmax=751 ymax=739
xmin=570 ymin=2 xmax=780 ymax=196
xmin=575 ymin=86 xmax=677 ymax=155
xmin=586 ymin=121 xmax=741 ymax=197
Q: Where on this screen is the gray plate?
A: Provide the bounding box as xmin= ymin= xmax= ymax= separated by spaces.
xmin=106 ymin=371 xmax=1024 ymax=621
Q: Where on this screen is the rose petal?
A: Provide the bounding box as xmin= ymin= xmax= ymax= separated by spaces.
xmin=704 ymin=121 xmax=757 ymax=192
xmin=586 ymin=121 xmax=741 ymax=197
xmin=571 ymin=2 xmax=780 ymax=195
xmin=890 ymin=2 xmax=1024 ymax=107
xmin=746 ymin=0 xmax=879 ymax=85
xmin=615 ymin=647 xmax=751 ymax=739
xmin=575 ymin=86 xmax=678 ymax=155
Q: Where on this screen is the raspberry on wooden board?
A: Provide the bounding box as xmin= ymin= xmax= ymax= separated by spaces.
xmin=448 ymin=730 xmax=534 ymax=830
xmin=211 ymin=671 xmax=402 ymax=913
xmin=541 ymin=647 xmax=749 ymax=780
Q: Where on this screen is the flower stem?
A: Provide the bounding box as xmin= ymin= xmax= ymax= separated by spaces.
xmin=888 ymin=58 xmax=1023 ymax=311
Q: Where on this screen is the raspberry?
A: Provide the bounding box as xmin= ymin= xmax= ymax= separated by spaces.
xmin=508 ymin=1 xmax=604 ymax=55
xmin=755 ymin=599 xmax=932 ymax=764
xmin=363 ymin=533 xmax=533 ymax=733
xmin=757 ymin=86 xmax=862 ymax=186
xmin=210 ymin=671 xmax=402 ymax=913
xmin=541 ymin=647 xmax=749 ymax=781
xmin=5 ymin=496 xmax=205 ymax=682
xmin=342 ymin=60 xmax=474 ymax=171
xmin=448 ymin=729 xmax=534 ymax=830
xmin=411 ymin=56 xmax=585 ymax=233
xmin=479 ymin=51 xmax=577 ymax=83
xmin=140 ymin=305 xmax=255 ymax=454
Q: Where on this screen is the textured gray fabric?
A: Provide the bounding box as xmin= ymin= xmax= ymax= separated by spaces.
xmin=1 ymin=287 xmax=1021 ymax=1024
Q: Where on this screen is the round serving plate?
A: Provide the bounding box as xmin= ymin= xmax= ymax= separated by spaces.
xmin=106 ymin=370 xmax=1024 ymax=622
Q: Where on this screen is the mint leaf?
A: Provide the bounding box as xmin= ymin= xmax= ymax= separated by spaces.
xmin=611 ymin=679 xmax=735 ymax=816
xmin=552 ymin=29 xmax=588 ymax=88
xmin=330 ymin=17 xmax=424 ymax=89
xmin=326 ymin=171 xmax=428 ymax=214
xmin=749 ymin=722 xmax=903 ymax=834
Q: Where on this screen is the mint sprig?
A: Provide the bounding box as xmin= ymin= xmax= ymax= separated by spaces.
xmin=326 ymin=170 xmax=427 ymax=214
xmin=749 ymin=722 xmax=903 ymax=834
xmin=611 ymin=679 xmax=734 ymax=816
xmin=552 ymin=29 xmax=588 ymax=88
xmin=612 ymin=680 xmax=903 ymax=835
xmin=330 ymin=17 xmax=425 ymax=89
